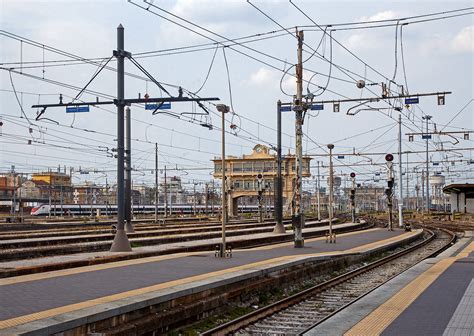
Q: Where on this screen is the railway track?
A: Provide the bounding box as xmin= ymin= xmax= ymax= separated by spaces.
xmin=203 ymin=228 xmax=455 ymax=336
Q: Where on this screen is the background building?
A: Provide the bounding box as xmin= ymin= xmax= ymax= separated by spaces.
xmin=213 ymin=144 xmax=311 ymax=216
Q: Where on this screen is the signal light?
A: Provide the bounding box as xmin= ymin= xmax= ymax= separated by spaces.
xmin=385 ymin=154 xmax=394 ymax=162
xmin=350 ymin=172 xmax=356 ymax=178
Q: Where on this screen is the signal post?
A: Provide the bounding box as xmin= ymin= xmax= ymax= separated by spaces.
xmin=385 ymin=154 xmax=395 ymax=231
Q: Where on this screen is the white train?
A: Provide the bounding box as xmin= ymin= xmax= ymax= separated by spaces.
xmin=30 ymin=203 xmax=268 ymax=216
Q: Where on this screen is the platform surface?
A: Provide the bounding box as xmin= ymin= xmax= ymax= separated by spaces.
xmin=306 ymin=235 xmax=474 ymax=336
xmin=0 ymin=227 xmax=419 ymax=335
xmin=0 ymin=219 xmax=336 ymax=269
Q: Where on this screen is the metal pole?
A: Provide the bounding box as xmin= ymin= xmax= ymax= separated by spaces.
xmin=154 ymin=142 xmax=158 ymax=223
xmin=406 ymin=152 xmax=409 ymax=211
xmin=205 ymin=183 xmax=209 ymax=214
xmin=220 ymin=109 xmax=227 ymax=257
xmin=164 ymin=165 xmax=168 ymax=217
xmin=398 ymin=114 xmax=403 ymax=227
xmin=124 ymin=106 xmax=134 ymax=233
xmin=12 ymin=173 xmax=17 ymax=218
xmin=388 ymin=164 xmax=394 ymax=231
xmin=328 ymin=144 xmax=335 ymax=242
xmin=351 ymin=176 xmax=356 ymax=223
xmin=106 ymin=177 xmax=109 ymax=216
xmin=193 ymin=181 xmax=197 ymax=216
xmin=317 ymin=160 xmax=321 ymax=221
xmin=110 ymin=24 xmax=132 ymax=252
xmin=421 ymin=169 xmax=425 ymax=214
xmin=274 ymin=100 xmax=285 ymax=233
xmin=48 ymin=184 xmax=51 ymax=218
xmin=423 ymin=115 xmax=432 ymax=212
xmin=293 ymin=29 xmax=304 ymax=248
xmin=212 ymin=180 xmax=215 ymax=215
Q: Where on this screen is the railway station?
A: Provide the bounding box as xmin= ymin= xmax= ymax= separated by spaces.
xmin=1 ymin=0 xmax=473 ymax=335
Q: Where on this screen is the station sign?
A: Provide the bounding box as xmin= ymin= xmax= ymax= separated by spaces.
xmin=310 ymin=104 xmax=324 ymax=111
xmin=145 ymin=102 xmax=171 ymax=110
xmin=405 ymin=97 xmax=419 ymax=104
xmin=337 ymin=155 xmax=345 ymax=159
xmin=66 ymin=106 xmax=90 ymax=113
xmin=422 ymin=135 xmax=432 ymax=139
xmin=280 ymin=105 xmax=292 ymax=112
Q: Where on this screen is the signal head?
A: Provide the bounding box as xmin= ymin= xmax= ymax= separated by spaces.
xmin=385 ymin=154 xmax=394 ymax=162
xmin=350 ymin=172 xmax=356 ymax=178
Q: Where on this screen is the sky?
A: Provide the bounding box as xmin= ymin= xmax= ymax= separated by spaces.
xmin=0 ymin=0 xmax=473 ymax=194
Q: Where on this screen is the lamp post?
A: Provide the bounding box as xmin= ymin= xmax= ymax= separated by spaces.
xmin=422 ymin=115 xmax=432 ymax=212
xmin=216 ymin=104 xmax=229 ymax=258
xmin=327 ymin=144 xmax=336 ymax=243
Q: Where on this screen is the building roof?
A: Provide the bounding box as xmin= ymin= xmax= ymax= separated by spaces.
xmin=443 ymin=183 xmax=474 ymax=194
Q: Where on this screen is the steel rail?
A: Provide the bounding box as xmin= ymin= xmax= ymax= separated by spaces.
xmin=202 ymin=227 xmax=455 ymax=335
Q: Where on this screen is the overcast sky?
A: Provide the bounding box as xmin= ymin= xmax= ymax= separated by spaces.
xmin=0 ymin=0 xmax=473 ymax=192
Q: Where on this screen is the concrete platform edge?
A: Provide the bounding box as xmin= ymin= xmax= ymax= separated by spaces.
xmin=304 ymin=235 xmax=470 ymax=336
xmin=1 ymin=229 xmax=423 ymax=336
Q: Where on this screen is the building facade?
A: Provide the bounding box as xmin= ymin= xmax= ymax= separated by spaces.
xmin=32 ymin=171 xmax=73 ymax=203
xmin=212 ymin=144 xmax=311 ymax=216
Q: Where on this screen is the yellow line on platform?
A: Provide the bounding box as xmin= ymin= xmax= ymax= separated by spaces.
xmin=345 ymin=241 xmax=474 ymax=336
xmin=0 ymin=230 xmax=421 ymax=330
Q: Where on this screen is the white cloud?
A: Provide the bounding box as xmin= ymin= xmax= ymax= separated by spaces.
xmin=343 ymin=10 xmax=402 ymax=52
xmin=451 ymin=25 xmax=473 ymax=53
xmin=360 ymin=10 xmax=399 ymax=22
xmin=420 ymin=26 xmax=474 ymax=55
xmin=244 ymin=67 xmax=274 ymax=86
xmin=345 ymin=33 xmax=378 ymax=51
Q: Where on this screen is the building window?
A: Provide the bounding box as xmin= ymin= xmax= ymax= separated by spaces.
xmin=264 ymin=179 xmax=274 ymax=189
xmin=215 ymin=163 xmax=222 ymax=173
xmin=254 ymin=161 xmax=264 ymax=172
xmin=244 ymin=180 xmax=254 ymax=190
xmin=233 ymin=163 xmax=243 ymax=172
xmin=264 ymin=161 xmax=274 ymax=172
xmin=243 ymin=162 xmax=253 ymax=172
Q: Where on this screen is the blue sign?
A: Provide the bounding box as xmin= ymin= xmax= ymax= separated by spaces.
xmin=310 ymin=104 xmax=324 ymax=111
xmin=433 ymin=162 xmax=439 ymax=166
xmin=145 ymin=102 xmax=171 ymax=110
xmin=66 ymin=106 xmax=90 ymax=113
xmin=280 ymin=105 xmax=292 ymax=112
xmin=422 ymin=135 xmax=432 ymax=140
xmin=337 ymin=155 xmax=345 ymax=159
xmin=405 ymin=97 xmax=419 ymax=104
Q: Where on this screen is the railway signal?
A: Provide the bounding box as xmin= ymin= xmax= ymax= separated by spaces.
xmin=350 ymin=172 xmax=356 ymax=223
xmin=257 ymin=173 xmax=264 ymax=223
xmin=385 ymin=154 xmax=394 ymax=231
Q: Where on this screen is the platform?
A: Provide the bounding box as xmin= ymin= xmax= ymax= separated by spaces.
xmin=0 ymin=219 xmax=348 ymax=276
xmin=0 ymin=228 xmax=421 ymax=335
xmin=305 ymin=232 xmax=474 ymax=336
